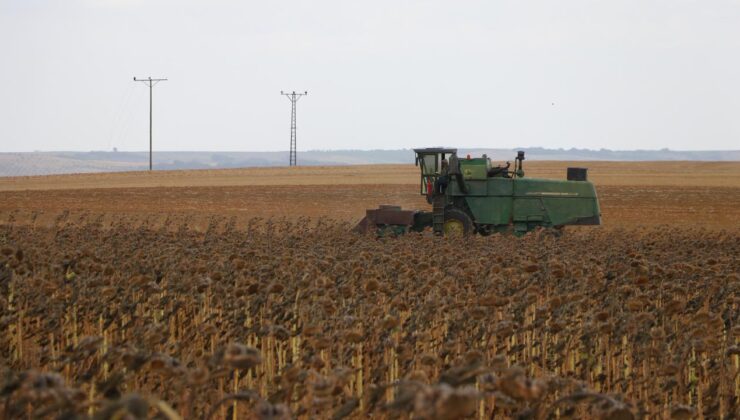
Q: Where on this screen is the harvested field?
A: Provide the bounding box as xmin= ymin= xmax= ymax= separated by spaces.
xmin=0 ymin=161 xmax=739 ymax=419
xmin=1 ymin=185 xmax=739 ymax=231
xmin=1 ymin=161 xmax=738 ymax=191
xmin=1 ymin=161 xmax=739 ymax=230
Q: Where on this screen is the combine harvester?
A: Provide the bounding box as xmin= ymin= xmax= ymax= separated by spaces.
xmin=355 ymin=148 xmax=601 ymax=236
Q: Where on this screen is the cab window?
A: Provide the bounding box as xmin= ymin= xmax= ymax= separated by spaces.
xmin=421 ymin=154 xmax=438 ymax=175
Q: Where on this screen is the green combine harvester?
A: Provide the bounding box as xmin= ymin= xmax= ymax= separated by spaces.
xmin=355 ymin=148 xmax=601 ymax=236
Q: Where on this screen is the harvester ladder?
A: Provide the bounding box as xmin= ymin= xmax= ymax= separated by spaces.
xmin=432 ymin=195 xmax=445 ymax=235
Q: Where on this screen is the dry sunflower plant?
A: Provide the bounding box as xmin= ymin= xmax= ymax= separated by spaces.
xmin=0 ymin=215 xmax=738 ymax=419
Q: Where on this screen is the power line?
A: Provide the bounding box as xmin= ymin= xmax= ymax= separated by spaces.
xmin=108 ymin=84 xmax=138 ymax=151
xmin=134 ymin=76 xmax=168 ymax=171
xmin=280 ymin=90 xmax=308 ymax=166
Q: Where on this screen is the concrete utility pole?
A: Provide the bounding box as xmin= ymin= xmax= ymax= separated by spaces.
xmin=134 ymin=76 xmax=168 ymax=171
xmin=280 ymin=91 xmax=308 ymax=166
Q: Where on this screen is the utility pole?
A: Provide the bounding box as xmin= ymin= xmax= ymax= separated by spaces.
xmin=134 ymin=76 xmax=167 ymax=171
xmin=280 ymin=91 xmax=308 ymax=166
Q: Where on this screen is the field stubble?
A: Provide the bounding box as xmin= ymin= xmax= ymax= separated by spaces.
xmin=1 ymin=162 xmax=739 ymax=231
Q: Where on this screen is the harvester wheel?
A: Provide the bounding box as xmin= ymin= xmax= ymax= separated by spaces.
xmin=443 ymin=208 xmax=473 ymax=236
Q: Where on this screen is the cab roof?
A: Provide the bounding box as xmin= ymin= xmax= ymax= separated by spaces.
xmin=413 ymin=147 xmax=457 ymax=154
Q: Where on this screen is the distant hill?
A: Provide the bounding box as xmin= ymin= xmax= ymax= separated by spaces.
xmin=1 ymin=148 xmax=738 ymax=177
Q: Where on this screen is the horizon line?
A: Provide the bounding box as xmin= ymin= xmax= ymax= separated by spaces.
xmin=3 ymin=147 xmax=740 ymax=154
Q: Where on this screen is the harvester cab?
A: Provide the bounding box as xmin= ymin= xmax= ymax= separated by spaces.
xmin=414 ymin=148 xmax=457 ymax=201
xmin=355 ymin=148 xmax=601 ymax=237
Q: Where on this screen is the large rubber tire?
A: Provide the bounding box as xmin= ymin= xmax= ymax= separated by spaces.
xmin=443 ymin=208 xmax=474 ymax=236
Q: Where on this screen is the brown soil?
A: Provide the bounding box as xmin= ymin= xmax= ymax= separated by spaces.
xmin=1 ymin=161 xmax=738 ymax=230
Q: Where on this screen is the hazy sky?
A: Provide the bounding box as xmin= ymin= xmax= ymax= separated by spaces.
xmin=1 ymin=0 xmax=739 ymax=152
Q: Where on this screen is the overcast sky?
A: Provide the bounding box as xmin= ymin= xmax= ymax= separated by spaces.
xmin=1 ymin=0 xmax=739 ymax=152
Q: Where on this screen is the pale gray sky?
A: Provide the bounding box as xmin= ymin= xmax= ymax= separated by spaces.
xmin=1 ymin=0 xmax=739 ymax=152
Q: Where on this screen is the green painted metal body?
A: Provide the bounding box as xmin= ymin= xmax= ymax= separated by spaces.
xmin=447 ymin=176 xmax=600 ymax=232
xmin=356 ymin=149 xmax=601 ymax=236
xmin=413 ymin=149 xmax=601 ymax=234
